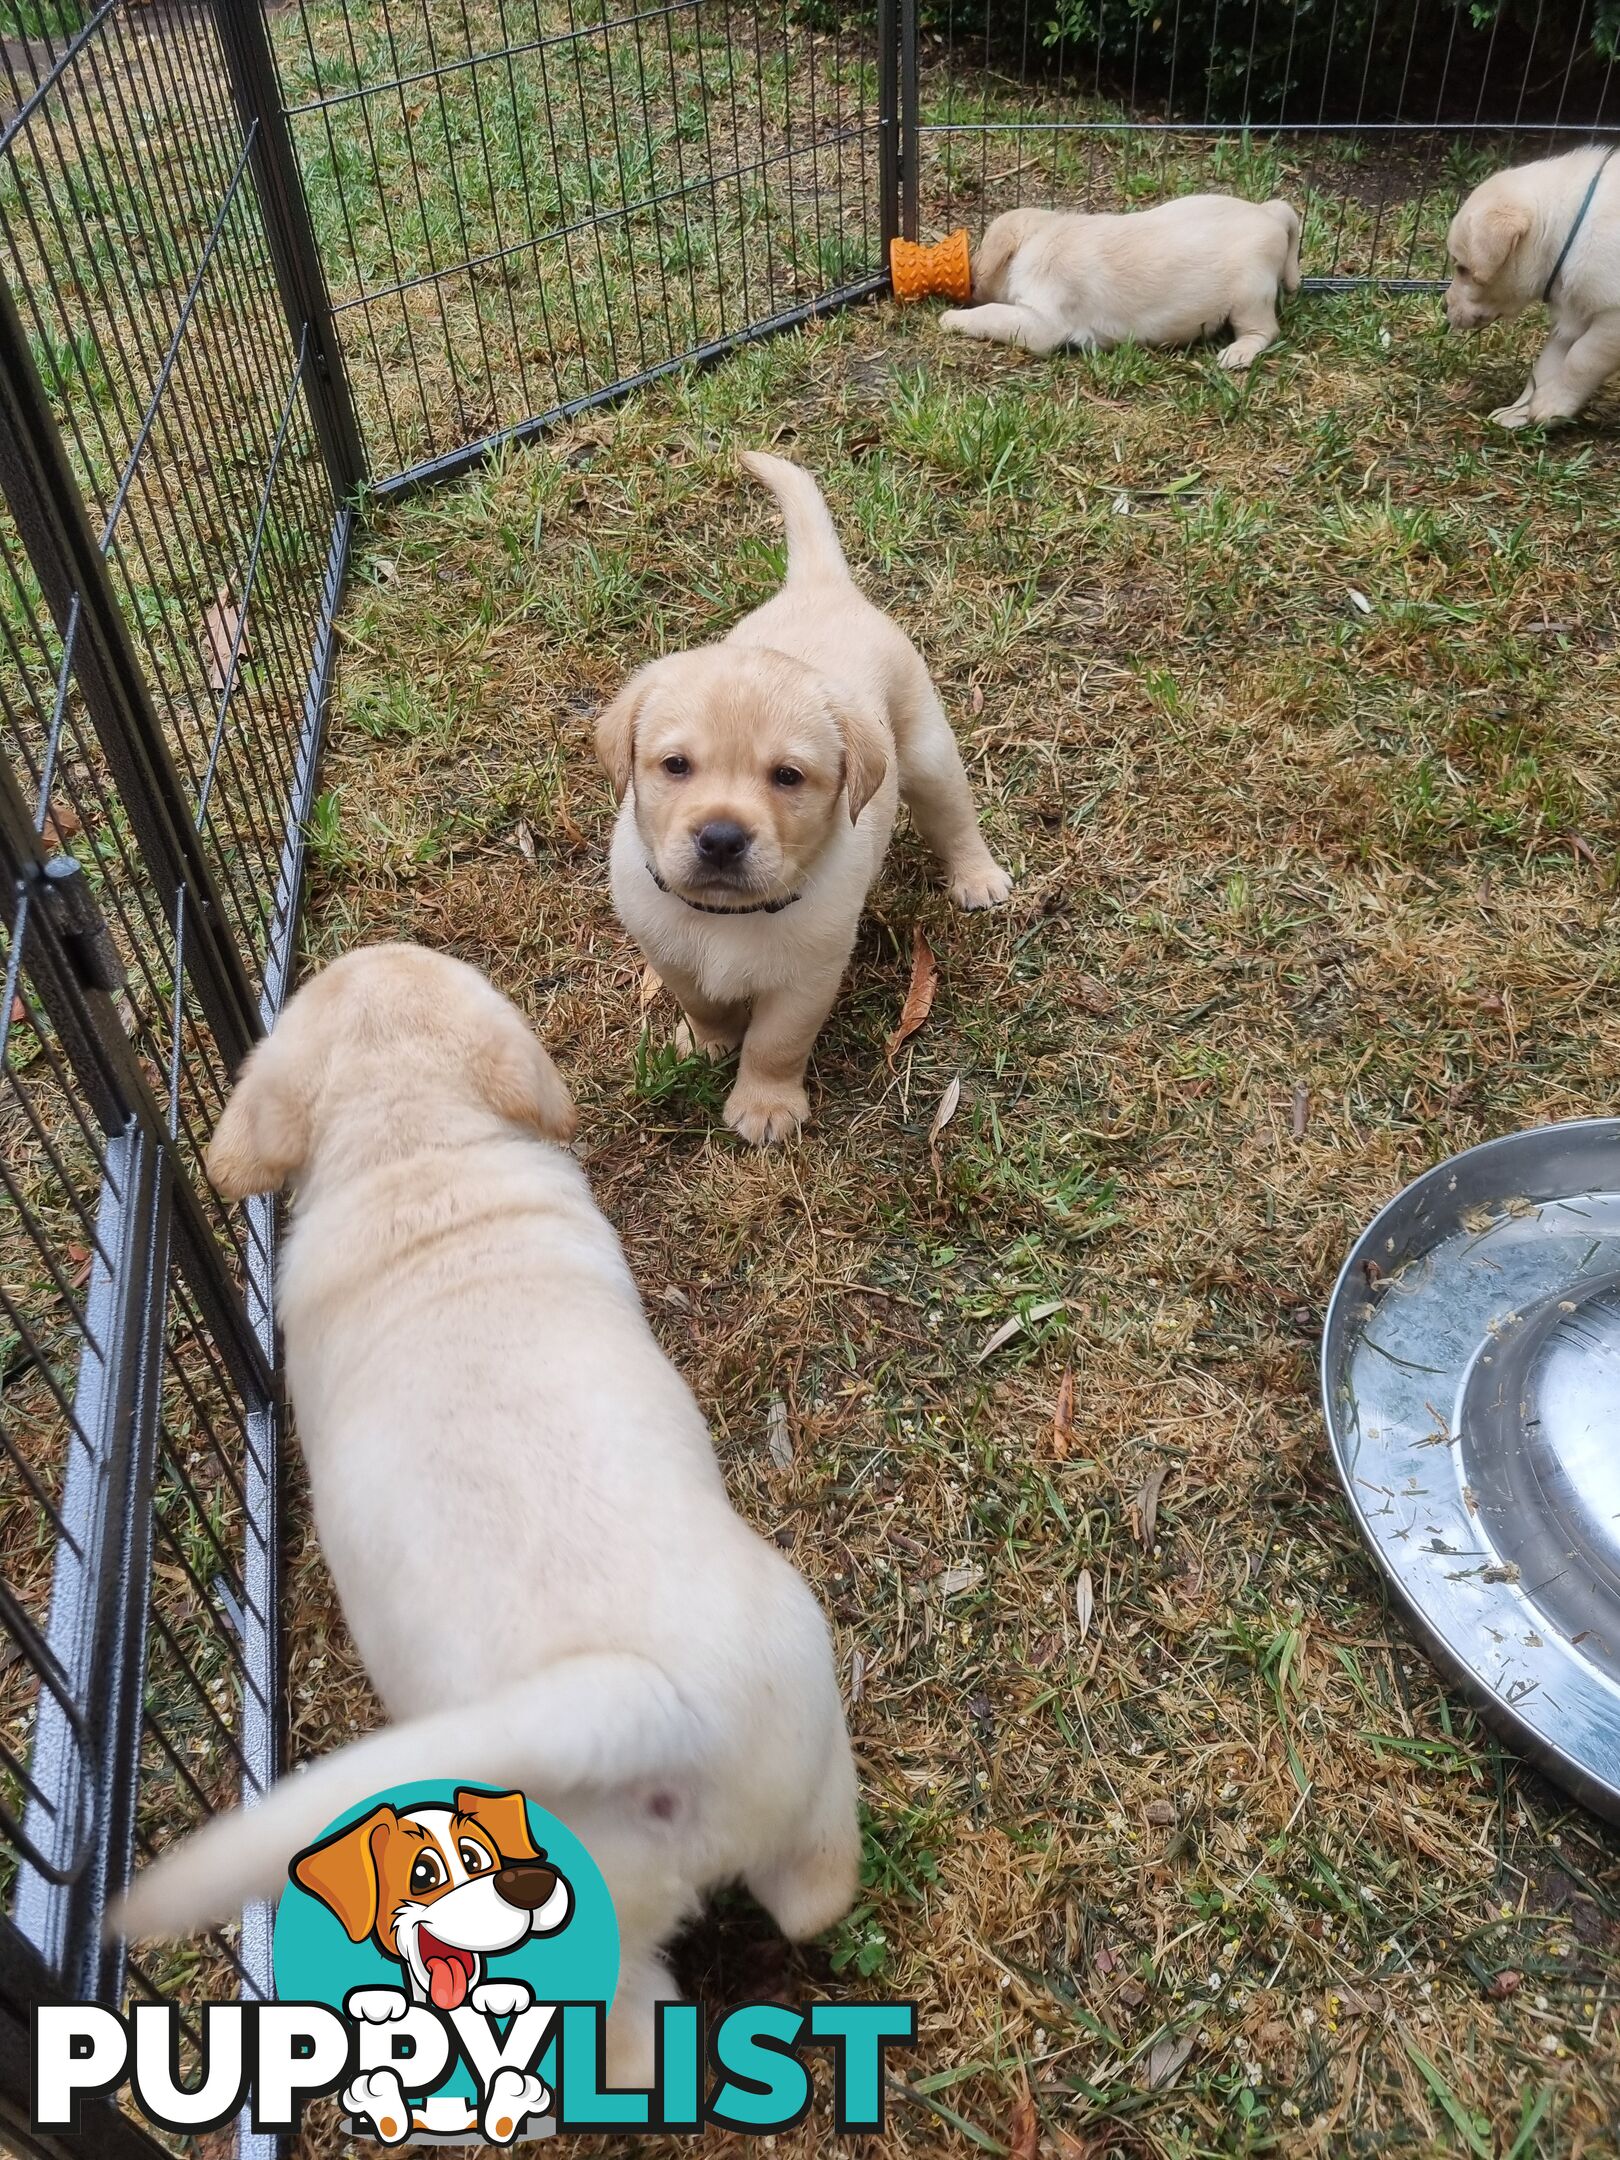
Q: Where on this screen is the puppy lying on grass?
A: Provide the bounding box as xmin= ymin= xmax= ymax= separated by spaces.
xmin=1446 ymin=146 xmax=1620 ymax=428
xmin=939 ymin=194 xmax=1301 ymax=368
xmin=111 ymin=945 xmax=859 ymax=2088
xmin=599 ymin=451 xmax=1011 ymax=1147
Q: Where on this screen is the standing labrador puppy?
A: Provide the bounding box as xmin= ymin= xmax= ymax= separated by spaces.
xmin=110 ymin=946 xmax=859 ymax=2088
xmin=599 ymin=452 xmax=1010 ymax=1147
xmin=939 ymin=194 xmax=1301 ymax=368
xmin=1446 ymin=146 xmax=1620 ymax=428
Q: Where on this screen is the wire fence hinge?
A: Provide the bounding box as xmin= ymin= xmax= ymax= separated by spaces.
xmin=39 ymin=856 xmax=126 ymax=996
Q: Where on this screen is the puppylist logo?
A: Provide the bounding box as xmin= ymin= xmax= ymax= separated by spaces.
xmin=33 ymin=1781 xmax=916 ymax=2144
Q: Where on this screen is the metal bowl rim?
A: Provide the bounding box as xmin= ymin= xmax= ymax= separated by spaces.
xmin=1319 ymin=1115 xmax=1620 ymax=1825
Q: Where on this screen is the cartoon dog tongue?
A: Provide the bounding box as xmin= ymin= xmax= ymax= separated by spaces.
xmin=425 ymin=1945 xmax=471 ymax=2010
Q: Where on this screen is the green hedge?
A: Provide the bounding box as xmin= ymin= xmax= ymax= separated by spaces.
xmin=918 ymin=0 xmax=1620 ymax=126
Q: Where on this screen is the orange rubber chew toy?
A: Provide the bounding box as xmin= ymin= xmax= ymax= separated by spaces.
xmin=890 ymin=228 xmax=972 ymax=303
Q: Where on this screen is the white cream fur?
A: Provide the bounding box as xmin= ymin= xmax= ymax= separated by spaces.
xmin=939 ymin=193 xmax=1301 ymax=367
xmin=1446 ymin=147 xmax=1620 ymax=428
xmin=602 ymin=451 xmax=1010 ymax=1147
xmin=109 ymin=945 xmax=859 ymax=2084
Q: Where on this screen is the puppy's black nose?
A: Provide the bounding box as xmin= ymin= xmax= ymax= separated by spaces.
xmin=694 ymin=819 xmax=751 ymax=868
xmin=494 ymin=1862 xmax=561 ymax=1910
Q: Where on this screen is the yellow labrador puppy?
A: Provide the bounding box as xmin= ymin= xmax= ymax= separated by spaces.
xmin=939 ymin=193 xmax=1301 ymax=368
xmin=599 ymin=451 xmax=1011 ymax=1146
xmin=111 ymin=946 xmax=859 ymax=2086
xmin=1446 ymin=146 xmax=1620 ymax=428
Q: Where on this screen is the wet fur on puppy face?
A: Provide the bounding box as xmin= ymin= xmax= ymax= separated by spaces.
xmin=596 ymin=645 xmax=887 ymax=907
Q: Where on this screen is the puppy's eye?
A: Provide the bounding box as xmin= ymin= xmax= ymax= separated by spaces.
xmin=409 ymin=1852 xmax=444 ymax=1895
xmin=772 ymin=765 xmax=804 ymax=789
xmin=458 ymin=1840 xmax=490 ymax=1875
xmin=661 ymin=754 xmax=690 ymax=777
xmin=1454 ymin=263 xmax=1470 ymax=278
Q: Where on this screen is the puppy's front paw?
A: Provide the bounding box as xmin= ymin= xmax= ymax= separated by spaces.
xmin=725 ymin=1078 xmax=809 ymax=1147
xmin=483 ymin=2068 xmax=551 ymax=2145
xmin=1489 ymin=401 xmax=1534 ymax=429
xmin=1218 ymin=335 xmax=1267 ymax=371
xmin=950 ymin=858 xmax=1013 ymax=911
xmin=674 ymin=1015 xmax=740 ymax=1060
xmin=345 ymin=1987 xmax=410 ymax=2024
xmin=344 ymin=2069 xmax=411 ymax=2145
xmin=471 ymin=1978 xmax=533 ymax=2018
xmin=937 ymin=308 xmax=968 ymax=335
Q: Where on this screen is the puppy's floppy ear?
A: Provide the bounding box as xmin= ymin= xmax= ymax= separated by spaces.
xmin=290 ymin=1805 xmax=394 ymax=1943
xmin=205 ymin=1024 xmax=315 ymax=1198
xmin=453 ymin=1787 xmax=540 ymax=1864
xmin=828 ymin=690 xmax=889 ymax=824
xmin=1471 ymin=200 xmax=1531 ymax=278
xmin=595 ymin=668 xmax=652 ymax=798
xmin=476 ymin=1016 xmax=578 ymax=1145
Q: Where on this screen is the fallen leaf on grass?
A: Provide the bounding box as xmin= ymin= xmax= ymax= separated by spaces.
xmin=928 ymin=1075 xmax=961 ymax=1147
xmin=765 ymin=1396 xmax=793 ymax=1472
xmin=200 ymin=584 xmax=247 ymax=695
xmin=1291 ymin=1082 xmax=1309 ymax=1139
xmin=1144 ymin=1798 xmax=1176 ymax=1826
xmin=849 ymin=1648 xmax=865 ymax=1705
xmin=975 ymin=1299 xmax=1063 ymax=1365
xmin=638 ymin=964 xmax=663 ymax=1011
xmin=8 ymin=995 xmax=24 ymax=1027
xmin=1053 ymin=1365 xmax=1076 ymax=1456
xmin=42 ymin=798 xmax=81 ymax=846
xmin=513 ymin=819 xmax=536 ymax=863
xmin=885 ymin=928 xmax=937 ymax=1062
xmin=1130 ymin=1465 xmax=1169 ymax=1552
xmin=928 ymin=1074 xmax=962 ymax=1195
xmin=1074 ymin=1567 xmax=1094 ymax=1641
xmin=1143 ymin=2029 xmax=1197 ymax=2090
xmin=1485 ymin=1969 xmax=1521 ymax=2000
xmin=1347 ymin=587 xmax=1372 ymax=616
xmin=1092 ymin=1945 xmax=1119 ymax=1976
xmin=969 ymin=682 xmax=985 ymax=717
xmin=940 ymin=1563 xmax=983 ymax=1598
xmin=1007 ymin=2089 xmax=1038 ymax=2160
xmin=1074 ymin=975 xmax=1115 ymax=1017
xmin=1117 ymin=1980 xmax=1147 ymax=2010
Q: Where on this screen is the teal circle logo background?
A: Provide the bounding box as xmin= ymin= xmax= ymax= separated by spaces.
xmin=272 ymin=1782 xmax=619 ymax=2073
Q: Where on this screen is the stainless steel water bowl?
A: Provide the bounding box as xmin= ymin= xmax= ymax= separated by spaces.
xmin=1322 ymin=1118 xmax=1620 ymax=1822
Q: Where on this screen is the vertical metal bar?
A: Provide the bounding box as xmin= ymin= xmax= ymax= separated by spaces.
xmin=878 ymin=0 xmax=902 ymax=250
xmin=900 ymin=0 xmax=919 ymax=241
xmin=0 ymin=277 xmax=261 ymax=1073
xmin=209 ymin=0 xmax=369 ymax=497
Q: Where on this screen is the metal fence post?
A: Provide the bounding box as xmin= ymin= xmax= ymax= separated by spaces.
xmin=0 ymin=280 xmax=262 ymax=1074
xmin=210 ymin=0 xmax=369 ymax=497
xmin=899 ymin=0 xmax=919 ymax=241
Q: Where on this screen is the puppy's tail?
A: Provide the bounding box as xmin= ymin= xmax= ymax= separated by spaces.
xmin=1268 ymin=199 xmax=1302 ymax=293
xmin=108 ymin=1652 xmax=692 ymax=1939
xmin=740 ymin=449 xmax=849 ymax=584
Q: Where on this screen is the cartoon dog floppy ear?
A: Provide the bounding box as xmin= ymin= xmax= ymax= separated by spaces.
xmin=290 ymin=1788 xmax=574 ymax=1997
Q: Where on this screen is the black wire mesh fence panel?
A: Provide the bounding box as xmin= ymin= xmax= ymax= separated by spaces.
xmin=911 ymin=0 xmax=1620 ymax=286
xmin=269 ymin=0 xmax=894 ymax=489
xmin=0 ymin=2 xmax=352 ymax=2150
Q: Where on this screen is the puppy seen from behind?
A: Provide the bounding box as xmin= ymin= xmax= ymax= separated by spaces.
xmin=937 ymin=192 xmax=1301 ymax=368
xmin=599 ymin=450 xmax=1011 ymax=1147
xmin=110 ymin=944 xmax=860 ymax=2090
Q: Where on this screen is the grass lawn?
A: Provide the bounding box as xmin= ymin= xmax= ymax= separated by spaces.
xmin=287 ymin=285 xmax=1620 ymax=2155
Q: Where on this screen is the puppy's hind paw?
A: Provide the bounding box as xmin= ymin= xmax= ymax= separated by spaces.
xmin=344 ymin=2070 xmax=411 ymax=2145
xmin=950 ymin=859 xmax=1013 ymax=911
xmin=674 ymin=1016 xmax=740 ymax=1061
xmin=724 ymin=1079 xmax=809 ymax=1147
xmin=483 ymin=2068 xmax=551 ymax=2145
xmin=1489 ymin=401 xmax=1534 ymax=429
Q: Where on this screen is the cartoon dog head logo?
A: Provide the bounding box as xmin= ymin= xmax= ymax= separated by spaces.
xmin=291 ymin=1786 xmax=574 ymax=2012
